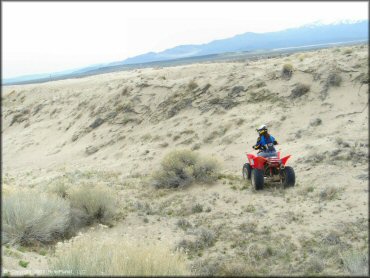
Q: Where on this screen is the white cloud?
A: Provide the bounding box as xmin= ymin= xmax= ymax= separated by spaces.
xmin=2 ymin=1 xmax=368 ymax=78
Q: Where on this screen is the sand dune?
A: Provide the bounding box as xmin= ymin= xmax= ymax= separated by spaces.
xmin=2 ymin=44 xmax=368 ymax=275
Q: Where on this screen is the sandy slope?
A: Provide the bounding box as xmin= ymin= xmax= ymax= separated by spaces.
xmin=2 ymin=44 xmax=368 ymax=275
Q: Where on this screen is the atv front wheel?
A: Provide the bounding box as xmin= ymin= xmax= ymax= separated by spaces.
xmin=242 ymin=163 xmax=252 ymax=180
xmin=281 ymin=166 xmax=295 ymax=188
xmin=251 ymin=169 xmax=264 ymax=190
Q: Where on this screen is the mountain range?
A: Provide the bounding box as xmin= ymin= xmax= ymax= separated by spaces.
xmin=3 ymin=20 xmax=368 ymax=85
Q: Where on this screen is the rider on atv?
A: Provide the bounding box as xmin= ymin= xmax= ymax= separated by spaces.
xmin=253 ymin=124 xmax=278 ymax=158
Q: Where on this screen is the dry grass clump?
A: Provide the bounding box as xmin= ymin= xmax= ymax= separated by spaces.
xmin=2 ymin=184 xmax=16 ymax=196
xmin=341 ymin=250 xmax=368 ymax=275
xmin=51 ymin=236 xmax=189 ymax=275
xmin=48 ymin=181 xmax=70 ymax=199
xmin=281 ymin=64 xmax=293 ymax=79
xmin=3 ymin=190 xmax=71 ymax=245
xmin=115 ymin=101 xmax=134 ymax=113
xmin=151 ymin=149 xmax=220 ymax=189
xmin=319 ymin=185 xmax=344 ymax=201
xmin=68 ymin=184 xmax=117 ymax=225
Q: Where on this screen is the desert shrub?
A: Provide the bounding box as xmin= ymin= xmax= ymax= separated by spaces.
xmin=68 ymin=184 xmax=116 ymax=225
xmin=191 ymin=257 xmax=255 ymax=276
xmin=299 ymin=54 xmax=305 ymax=62
xmin=239 ymin=221 xmax=258 ymax=234
xmin=191 ymin=203 xmax=203 ymax=213
xmin=177 ymin=228 xmax=216 ymax=254
xmin=235 ymin=118 xmax=245 ymax=126
xmin=51 ymin=236 xmax=189 ymax=275
xmin=176 ymin=219 xmax=192 ymax=230
xmin=229 ymin=86 xmax=245 ymax=97
xmin=19 ymin=260 xmax=29 ymax=268
xmin=335 ymin=137 xmax=350 ymax=148
xmin=151 ymin=150 xmax=220 ymax=189
xmin=216 ymin=261 xmax=256 ymax=276
xmin=306 ymin=257 xmax=325 ymax=274
xmin=341 ymin=250 xmax=368 ymax=275
xmin=197 ymin=228 xmax=216 ymax=247
xmin=191 ymin=143 xmax=201 ymax=150
xmin=159 ymin=142 xmax=169 ymax=148
xmin=327 ymin=72 xmax=342 ymax=87
xmin=281 ymin=64 xmax=293 ymax=79
xmin=187 ymin=80 xmax=198 ymax=91
xmin=85 ymin=145 xmax=99 ymax=155
xmin=89 ymin=117 xmax=104 ymax=129
xmin=319 ymin=185 xmax=343 ymax=201
xmin=309 ymin=118 xmax=322 ymax=127
xmin=115 ymin=101 xmax=134 ymax=113
xmin=141 ymin=133 xmax=152 ymax=141
xmin=3 ymin=191 xmax=71 ymax=245
xmin=48 ymin=181 xmax=70 ymax=199
xmin=290 ymin=83 xmax=310 ymax=99
xmin=343 ymin=49 xmax=353 ymax=55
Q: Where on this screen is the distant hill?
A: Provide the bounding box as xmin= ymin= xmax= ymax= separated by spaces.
xmin=3 ymin=20 xmax=368 ymax=85
xmin=116 ymin=20 xmax=368 ymax=65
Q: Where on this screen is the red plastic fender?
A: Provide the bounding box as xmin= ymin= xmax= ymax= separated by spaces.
xmin=252 ymin=156 xmax=267 ymax=170
xmin=247 ymin=153 xmax=256 ymax=164
xmin=281 ymin=155 xmax=291 ymax=166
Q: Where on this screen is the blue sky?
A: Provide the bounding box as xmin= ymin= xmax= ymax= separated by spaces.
xmin=3 ymin=1 xmax=368 ymax=78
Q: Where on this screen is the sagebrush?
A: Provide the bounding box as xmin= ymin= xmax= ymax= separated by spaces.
xmin=68 ymin=184 xmax=117 ymax=226
xmin=2 ymin=190 xmax=70 ymax=245
xmin=151 ymin=149 xmax=220 ymax=189
xmin=282 ymin=64 xmax=293 ymax=79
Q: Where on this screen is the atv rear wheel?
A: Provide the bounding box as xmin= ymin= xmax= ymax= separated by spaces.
xmin=281 ymin=166 xmax=295 ymax=188
xmin=251 ymin=169 xmax=264 ymax=190
xmin=242 ymin=163 xmax=252 ymax=180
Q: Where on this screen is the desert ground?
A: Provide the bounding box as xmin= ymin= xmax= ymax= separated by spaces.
xmin=2 ymin=44 xmax=369 ymax=276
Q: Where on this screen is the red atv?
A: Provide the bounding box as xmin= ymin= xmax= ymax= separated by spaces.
xmin=242 ymin=151 xmax=295 ymax=190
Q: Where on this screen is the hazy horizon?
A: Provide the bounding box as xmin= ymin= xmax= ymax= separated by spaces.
xmin=3 ymin=2 xmax=368 ymax=79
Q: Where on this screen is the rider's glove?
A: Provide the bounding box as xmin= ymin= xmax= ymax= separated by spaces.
xmin=273 ymin=140 xmax=278 ymax=145
xmin=253 ymin=145 xmax=259 ymax=150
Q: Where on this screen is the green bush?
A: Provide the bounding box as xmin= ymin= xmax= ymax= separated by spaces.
xmin=68 ymin=184 xmax=116 ymax=226
xmin=151 ymin=150 xmax=220 ymax=189
xmin=2 ymin=191 xmax=71 ymax=245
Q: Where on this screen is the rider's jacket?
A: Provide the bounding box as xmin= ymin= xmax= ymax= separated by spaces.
xmin=255 ymin=134 xmax=277 ymax=151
